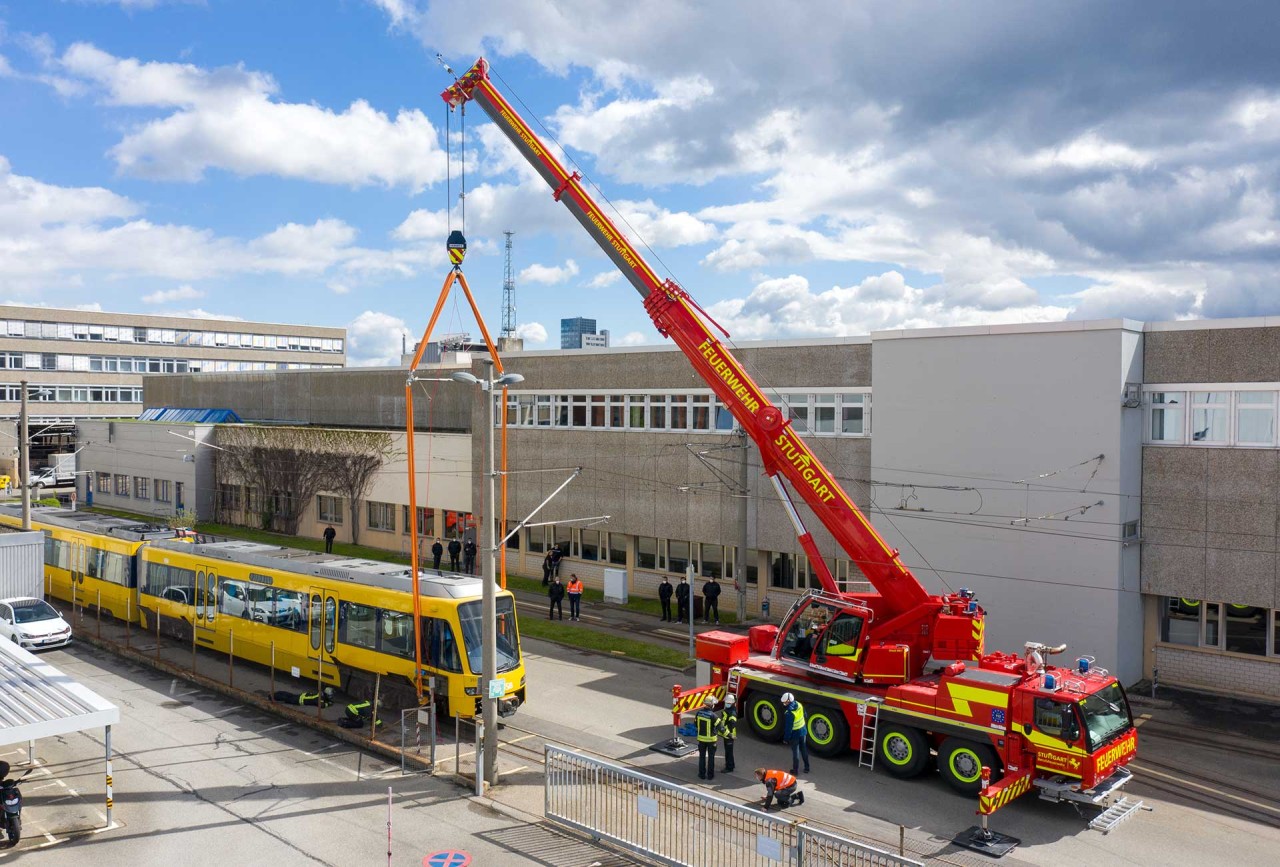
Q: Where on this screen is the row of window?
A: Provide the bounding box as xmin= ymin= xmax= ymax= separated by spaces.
xmin=1159 ymin=596 xmax=1279 ymax=658
xmin=1146 ymin=388 xmax=1280 ymax=446
xmin=2 ymin=385 xmax=143 ymax=403
xmin=220 ymin=486 xmax=473 ymax=538
xmin=0 ymin=351 xmax=341 ymax=374
xmin=518 ymin=523 xmax=871 ymax=593
xmin=44 ymin=535 xmax=131 ymax=585
xmin=499 ymin=390 xmax=870 ymax=436
xmin=1 ymin=320 xmax=343 ymax=353
xmin=96 ymin=473 xmax=181 ymax=505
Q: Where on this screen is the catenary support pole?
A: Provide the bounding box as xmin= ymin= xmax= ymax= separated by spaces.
xmin=19 ymin=379 xmax=29 ymax=530
xmin=105 ymin=724 xmax=114 ymax=827
xmin=482 ymin=357 xmax=499 ymax=785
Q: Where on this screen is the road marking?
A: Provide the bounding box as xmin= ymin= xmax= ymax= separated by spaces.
xmin=212 ymin=705 xmax=245 ymax=718
xmin=304 ymin=743 xmax=341 ymax=755
xmin=261 ymin=723 xmax=289 ymax=733
xmin=1134 ymin=713 xmax=1151 ymax=727
xmin=1133 ymin=762 xmax=1280 ymax=815
xmin=505 ymin=734 xmax=536 ymax=745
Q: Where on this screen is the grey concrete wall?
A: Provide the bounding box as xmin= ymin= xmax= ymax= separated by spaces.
xmin=77 ymin=419 xmax=205 ymax=519
xmin=1144 ymin=326 xmax=1280 ymax=383
xmin=144 ymin=367 xmax=474 ymax=432
xmin=870 ymin=324 xmax=1145 ymax=684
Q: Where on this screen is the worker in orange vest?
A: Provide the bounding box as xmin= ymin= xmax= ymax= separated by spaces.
xmin=566 ymin=574 xmax=585 ymax=621
xmin=754 ymin=768 xmax=804 ymax=810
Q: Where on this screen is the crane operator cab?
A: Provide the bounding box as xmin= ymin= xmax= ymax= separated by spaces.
xmin=777 ymin=593 xmax=872 ymax=684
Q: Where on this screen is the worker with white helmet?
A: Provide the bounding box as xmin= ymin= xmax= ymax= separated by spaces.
xmin=780 ymin=692 xmax=810 ymax=776
xmin=694 ymin=693 xmax=726 ymax=781
xmin=721 ymin=693 xmax=738 ymax=773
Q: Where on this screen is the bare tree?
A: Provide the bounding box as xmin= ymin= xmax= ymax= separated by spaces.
xmin=214 ymin=426 xmax=347 ymax=536
xmin=323 ymin=429 xmax=399 ymax=546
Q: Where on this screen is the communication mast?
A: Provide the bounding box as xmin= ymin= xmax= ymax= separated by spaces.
xmin=501 ymin=231 xmax=517 ymax=338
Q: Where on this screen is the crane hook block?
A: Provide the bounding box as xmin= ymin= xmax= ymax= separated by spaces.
xmin=447 ymin=229 xmax=467 ymax=266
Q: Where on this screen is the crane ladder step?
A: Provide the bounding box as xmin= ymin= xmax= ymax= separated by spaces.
xmin=1089 ymin=797 xmax=1149 ymax=834
xmin=857 ymin=700 xmax=882 ymax=770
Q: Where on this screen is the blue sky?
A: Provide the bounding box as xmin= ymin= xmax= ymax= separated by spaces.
xmin=3 ymin=1 xmax=1280 ymax=365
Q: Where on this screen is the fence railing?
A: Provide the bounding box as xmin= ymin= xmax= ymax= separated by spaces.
xmin=544 ymin=745 xmax=922 ymax=867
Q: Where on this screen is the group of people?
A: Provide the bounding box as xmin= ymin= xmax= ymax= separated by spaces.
xmin=547 ymin=573 xmax=585 ymax=620
xmin=692 ymin=689 xmax=810 ymax=811
xmin=269 ymin=687 xmax=382 ymax=729
xmin=657 ymin=575 xmax=723 ymax=625
xmin=540 ymin=544 xmax=564 ymax=585
xmin=429 ymin=536 xmax=478 ymax=574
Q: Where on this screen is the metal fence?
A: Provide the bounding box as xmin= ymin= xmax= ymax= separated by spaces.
xmin=544 ymin=745 xmax=922 ymax=867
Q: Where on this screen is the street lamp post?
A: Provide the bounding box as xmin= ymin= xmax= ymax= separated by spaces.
xmin=451 ymin=361 xmax=523 ymax=786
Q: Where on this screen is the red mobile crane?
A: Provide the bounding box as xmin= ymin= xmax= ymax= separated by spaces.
xmin=443 ymin=58 xmax=1140 ymax=820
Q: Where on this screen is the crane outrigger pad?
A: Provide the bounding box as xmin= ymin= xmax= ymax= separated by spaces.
xmin=952 ymin=825 xmax=1020 ymax=858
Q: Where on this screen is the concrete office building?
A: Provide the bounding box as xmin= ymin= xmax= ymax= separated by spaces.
xmin=0 ymin=304 xmax=346 ymax=477
xmin=131 ymin=318 xmax=1280 ymax=699
xmin=560 ymin=317 xmax=609 ymax=350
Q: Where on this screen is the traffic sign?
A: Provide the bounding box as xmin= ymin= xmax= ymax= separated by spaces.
xmin=424 ymin=851 xmax=471 ymax=867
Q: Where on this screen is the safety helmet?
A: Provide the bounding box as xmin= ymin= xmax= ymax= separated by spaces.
xmin=780 ymin=692 xmax=794 ymax=705
xmin=724 ymin=694 xmax=736 ymax=707
xmin=703 ymin=694 xmax=719 ymax=708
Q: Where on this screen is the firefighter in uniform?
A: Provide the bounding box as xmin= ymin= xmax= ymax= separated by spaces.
xmin=695 ymin=694 xmax=725 ymax=780
xmin=781 ymin=692 xmax=810 ymax=775
xmin=272 ymin=687 xmax=333 ymax=707
xmin=341 ymin=699 xmax=382 ymax=728
xmin=754 ymin=768 xmax=804 ymax=809
xmin=721 ymin=693 xmax=738 ymax=773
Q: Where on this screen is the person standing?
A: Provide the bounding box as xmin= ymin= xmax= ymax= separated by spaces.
xmin=322 ymin=525 xmax=336 ymax=554
xmin=541 ymin=551 xmax=554 ymax=586
xmin=658 ymin=576 xmax=674 ymax=621
xmin=781 ymin=692 xmax=810 ymax=775
xmin=754 ymin=768 xmax=804 ymax=809
xmin=566 ymin=574 xmax=584 ymax=621
xmin=548 ymin=574 xmax=565 ymax=620
xmin=702 ymin=575 xmax=722 ymax=625
xmin=447 ymin=537 xmax=462 ymax=572
xmin=695 ymin=694 xmax=724 ymax=781
xmin=463 ymin=537 xmax=478 ymax=574
xmin=675 ymin=576 xmax=691 ymax=624
xmin=431 ymin=538 xmax=444 ymax=572
xmin=721 ymin=693 xmax=738 ymax=773
xmin=550 ymin=543 xmax=564 ymax=577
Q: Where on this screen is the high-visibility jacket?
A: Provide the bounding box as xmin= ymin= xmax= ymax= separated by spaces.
xmin=567 ymin=579 xmax=584 ymax=595
xmin=783 ymin=701 xmax=806 ymax=742
xmin=300 ymin=691 xmax=324 ymax=706
xmin=695 ymin=708 xmax=723 ymax=744
xmin=721 ymin=709 xmax=738 ymax=742
xmin=763 ymin=769 xmax=796 ymax=790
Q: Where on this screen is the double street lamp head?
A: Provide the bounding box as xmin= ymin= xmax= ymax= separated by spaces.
xmin=449 ymin=370 xmax=525 ymax=390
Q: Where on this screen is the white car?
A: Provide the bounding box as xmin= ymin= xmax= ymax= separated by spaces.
xmin=0 ymin=597 xmax=73 ymax=650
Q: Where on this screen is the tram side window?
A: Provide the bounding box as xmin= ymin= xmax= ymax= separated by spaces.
xmin=339 ymin=601 xmax=379 ymax=650
xmin=220 ymin=579 xmax=250 ymax=618
xmin=142 ymin=561 xmax=197 ymax=603
xmin=91 ymin=550 xmax=129 ymax=586
xmin=381 ymin=611 xmax=414 ymax=659
xmin=44 ymin=534 xmax=70 ymax=570
xmin=422 ymin=617 xmax=462 ymax=673
xmin=276 ymin=589 xmax=308 ymax=634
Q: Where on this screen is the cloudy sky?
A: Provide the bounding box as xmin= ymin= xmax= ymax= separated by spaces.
xmin=3 ymin=1 xmax=1280 ymax=365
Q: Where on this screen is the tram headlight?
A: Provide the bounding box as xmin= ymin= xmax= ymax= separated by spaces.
xmin=464 ymin=685 xmax=480 ymax=696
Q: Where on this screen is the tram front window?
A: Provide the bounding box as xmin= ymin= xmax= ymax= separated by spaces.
xmin=458 ymin=597 xmax=522 ymax=675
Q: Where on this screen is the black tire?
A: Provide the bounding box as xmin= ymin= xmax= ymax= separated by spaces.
xmin=805 ymin=706 xmax=849 ymax=758
xmin=878 ymin=725 xmax=928 ymax=778
xmin=939 ymin=737 xmax=1001 ymax=795
xmin=746 ymin=692 xmax=784 ymax=742
xmin=7 ymin=815 xmax=19 ymax=846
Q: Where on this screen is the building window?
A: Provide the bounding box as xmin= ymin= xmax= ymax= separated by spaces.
xmin=700 ymin=543 xmax=723 ymax=579
xmin=812 ymin=394 xmax=836 ymax=434
xmin=114 ymin=474 xmax=130 ymax=496
xmin=841 ymin=394 xmax=866 ymax=434
xmin=367 ymin=501 xmax=395 ymax=532
xmin=636 ymin=536 xmax=659 ymax=570
xmin=669 ymin=395 xmax=688 ymax=430
xmin=1146 ymin=391 xmax=1184 ymax=443
xmin=154 ymin=479 xmax=171 ymax=503
xmin=608 ymin=533 xmax=627 ymax=566
xmin=218 ymin=483 xmax=242 ymax=512
xmin=580 ymin=529 xmax=600 ymax=561
xmin=691 ymin=395 xmax=711 ymax=430
xmin=1236 ymin=392 xmax=1276 ymax=446
xmin=668 ymin=540 xmax=691 ymax=574
xmin=1159 ymin=597 xmax=1200 ymax=646
xmin=444 ymin=510 xmax=473 ymax=538
xmin=96 ymin=472 xmax=110 ymax=494
xmin=318 ymin=494 xmax=344 ymax=524
xmin=769 ymin=551 xmax=796 ymax=589
xmin=1190 ymin=392 xmax=1228 ymax=443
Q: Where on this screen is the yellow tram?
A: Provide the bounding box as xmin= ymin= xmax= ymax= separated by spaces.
xmin=0 ymin=504 xmax=525 ymax=719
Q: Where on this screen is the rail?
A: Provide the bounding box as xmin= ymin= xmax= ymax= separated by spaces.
xmin=544 ymin=744 xmax=921 ymax=867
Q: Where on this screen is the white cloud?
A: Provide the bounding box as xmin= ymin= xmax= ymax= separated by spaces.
xmin=615 ymin=200 xmax=717 ymax=247
xmin=586 ymin=271 xmax=621 ymax=289
xmin=54 ymin=43 xmax=447 ymax=189
xmin=514 ymin=322 xmax=548 ymax=343
xmin=393 ymin=208 xmax=451 ymax=242
xmin=173 ymin=308 xmax=244 ymax=321
xmin=614 ymin=330 xmax=651 ymax=346
xmin=328 ymin=281 xmax=352 ymax=295
xmin=520 ymin=259 xmax=579 ymax=285
xmin=347 ymin=310 xmax=409 ymax=366
xmin=141 ymin=284 xmax=203 ymax=304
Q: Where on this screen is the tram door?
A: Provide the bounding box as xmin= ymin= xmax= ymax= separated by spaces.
xmin=193 ymin=567 xmax=218 ymax=647
xmin=307 ymin=588 xmax=338 ymax=682
xmin=67 ymin=538 xmax=87 ymax=606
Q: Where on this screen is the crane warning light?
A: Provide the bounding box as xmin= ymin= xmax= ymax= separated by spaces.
xmin=448 ymin=230 xmax=467 ymax=266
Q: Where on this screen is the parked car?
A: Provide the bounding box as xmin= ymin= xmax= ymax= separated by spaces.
xmin=24 ymin=469 xmax=57 ymax=489
xmin=0 ymin=597 xmax=73 ymax=650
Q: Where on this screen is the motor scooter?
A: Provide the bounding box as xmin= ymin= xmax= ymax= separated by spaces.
xmin=0 ymin=764 xmax=32 ymax=848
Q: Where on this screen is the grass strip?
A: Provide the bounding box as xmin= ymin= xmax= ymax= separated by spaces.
xmin=518 ymin=615 xmax=691 ymax=668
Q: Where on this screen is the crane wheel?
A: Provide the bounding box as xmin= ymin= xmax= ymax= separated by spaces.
xmin=878 ymin=725 xmax=928 ymax=778
xmin=805 ymin=706 xmax=849 ymax=758
xmin=746 ymin=692 xmax=784 ymax=742
xmin=939 ymin=738 xmax=1000 ymax=795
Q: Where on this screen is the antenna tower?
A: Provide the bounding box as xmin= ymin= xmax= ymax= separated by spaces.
xmin=501 ymin=231 xmax=517 ymax=338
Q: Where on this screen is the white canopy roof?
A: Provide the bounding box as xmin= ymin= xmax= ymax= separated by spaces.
xmin=0 ymin=640 xmax=119 ymax=747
